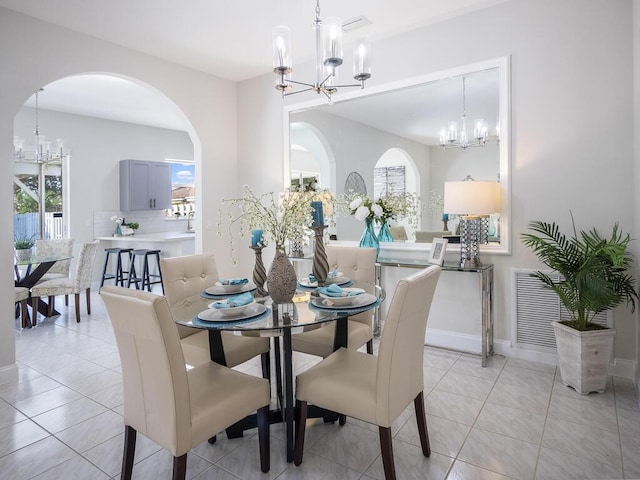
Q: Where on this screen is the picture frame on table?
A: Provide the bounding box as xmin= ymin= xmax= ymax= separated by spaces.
xmin=427 ymin=237 xmax=448 ymax=266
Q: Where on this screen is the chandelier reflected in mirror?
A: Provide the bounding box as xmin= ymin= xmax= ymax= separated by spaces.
xmin=272 ymin=0 xmax=371 ymax=101
xmin=439 ymin=76 xmax=499 ymax=150
xmin=13 ymin=88 xmax=69 ymax=164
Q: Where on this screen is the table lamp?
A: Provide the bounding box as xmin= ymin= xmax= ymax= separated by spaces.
xmin=443 ymin=179 xmax=498 ymax=267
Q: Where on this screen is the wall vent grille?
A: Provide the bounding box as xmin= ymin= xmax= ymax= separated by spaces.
xmin=512 ymin=269 xmax=610 ymax=350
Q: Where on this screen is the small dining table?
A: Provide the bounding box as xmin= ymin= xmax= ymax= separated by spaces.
xmin=14 ymin=254 xmax=73 ymax=322
xmin=175 ymin=280 xmax=384 ymax=463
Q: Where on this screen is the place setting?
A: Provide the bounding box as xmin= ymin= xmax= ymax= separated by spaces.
xmin=297 ymin=270 xmax=352 ymax=290
xmin=308 ymin=283 xmax=379 ymax=313
xmin=200 ymin=277 xmax=258 ymax=299
xmin=194 ymin=290 xmax=271 ymax=326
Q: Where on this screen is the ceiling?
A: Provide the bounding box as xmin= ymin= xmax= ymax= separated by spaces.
xmin=3 ymin=0 xmax=505 ymax=133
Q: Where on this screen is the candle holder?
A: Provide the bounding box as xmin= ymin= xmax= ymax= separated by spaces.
xmin=250 ymin=245 xmax=269 ymax=297
xmin=311 ymin=225 xmax=329 ymax=286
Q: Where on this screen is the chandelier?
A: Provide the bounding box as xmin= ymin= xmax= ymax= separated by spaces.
xmin=439 ymin=76 xmax=497 ymax=150
xmin=272 ymin=0 xmax=371 ymax=101
xmin=13 ymin=88 xmax=69 ymax=164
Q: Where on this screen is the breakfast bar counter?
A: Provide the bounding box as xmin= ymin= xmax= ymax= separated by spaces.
xmin=95 ymin=231 xmax=195 ymax=257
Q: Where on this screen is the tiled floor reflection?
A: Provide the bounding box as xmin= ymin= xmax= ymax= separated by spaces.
xmin=2 ymin=291 xmax=639 ymax=479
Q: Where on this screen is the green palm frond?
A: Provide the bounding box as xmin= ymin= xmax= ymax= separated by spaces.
xmin=521 ymin=215 xmax=638 ymax=330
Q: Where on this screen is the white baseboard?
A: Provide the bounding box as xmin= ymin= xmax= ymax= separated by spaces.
xmin=425 ymin=329 xmax=636 ymax=378
xmin=0 ymin=363 xmax=19 ymax=386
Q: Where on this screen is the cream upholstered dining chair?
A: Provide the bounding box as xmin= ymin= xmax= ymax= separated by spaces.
xmin=291 ymin=245 xmax=378 ymax=358
xmin=101 ymin=286 xmax=271 ymax=480
xmin=30 ymin=240 xmax=99 ymax=325
xmin=294 ymin=266 xmax=441 ymax=480
xmin=160 ymin=252 xmax=271 ymax=373
xmin=15 ymin=286 xmax=29 ymax=329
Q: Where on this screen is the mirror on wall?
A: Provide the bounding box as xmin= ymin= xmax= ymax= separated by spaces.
xmin=284 ymin=56 xmax=510 ymax=254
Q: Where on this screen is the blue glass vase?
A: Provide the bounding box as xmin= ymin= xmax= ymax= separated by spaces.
xmin=114 ymin=223 xmax=122 ymax=237
xmin=359 ymin=218 xmax=380 ymax=252
xmin=377 ymin=220 xmax=393 ymax=242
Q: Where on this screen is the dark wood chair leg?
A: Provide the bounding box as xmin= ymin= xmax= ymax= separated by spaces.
xmin=338 ymin=414 xmax=347 ymax=425
xmin=366 ymin=339 xmax=374 ymax=354
xmin=65 ymin=294 xmax=69 ymax=306
xmin=261 ymin=351 xmax=271 ymax=381
xmin=48 ymin=296 xmax=55 ymax=316
xmin=122 ymin=425 xmax=137 ymax=480
xmin=294 ymin=400 xmax=308 ymax=466
xmin=172 ymin=453 xmax=187 ymax=480
xmin=257 ymin=405 xmax=270 ymax=473
xmin=74 ymin=293 xmax=81 ymax=322
xmin=31 ymin=297 xmax=38 ymax=327
xmin=86 ymin=288 xmax=91 ymax=315
xmin=379 ymin=426 xmax=397 ymax=480
xmin=414 ymin=391 xmax=431 ymax=457
xmin=20 ymin=300 xmax=28 ymax=329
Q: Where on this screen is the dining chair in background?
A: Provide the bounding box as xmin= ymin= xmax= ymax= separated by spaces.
xmin=291 ymin=245 xmax=378 ymax=358
xmin=294 ymin=266 xmax=441 ymax=480
xmin=14 ymin=286 xmax=29 ymax=329
xmin=160 ymin=252 xmax=271 ymax=376
xmin=101 ymin=286 xmax=271 ymax=480
xmin=34 ymin=237 xmax=75 ymax=305
xmin=30 ymin=240 xmax=99 ymax=324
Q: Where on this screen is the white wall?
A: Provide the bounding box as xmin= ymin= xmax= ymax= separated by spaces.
xmin=238 ymin=0 xmax=638 ymax=364
xmin=0 ymin=7 xmax=238 ymax=381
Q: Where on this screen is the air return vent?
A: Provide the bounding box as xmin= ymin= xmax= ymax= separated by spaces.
xmin=512 ymin=269 xmax=610 ymax=351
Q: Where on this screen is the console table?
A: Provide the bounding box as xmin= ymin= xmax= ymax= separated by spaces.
xmin=376 ymin=256 xmax=494 ymax=366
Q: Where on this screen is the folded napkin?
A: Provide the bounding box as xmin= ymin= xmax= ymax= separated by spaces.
xmin=211 ymin=292 xmax=254 ymax=309
xmin=317 ymin=284 xmax=363 ymax=297
xmin=328 ymin=269 xmax=339 ymax=278
xmin=308 ymin=274 xmax=316 ymax=284
xmin=218 ymin=278 xmax=249 ymax=286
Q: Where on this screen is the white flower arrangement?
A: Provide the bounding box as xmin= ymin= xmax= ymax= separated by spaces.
xmin=110 ymin=215 xmax=123 ymax=224
xmin=339 ymin=191 xmax=418 ymax=227
xmin=218 ymin=185 xmax=331 ymax=263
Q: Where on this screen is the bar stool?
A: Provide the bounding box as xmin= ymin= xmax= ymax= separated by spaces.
xmin=100 ymin=248 xmax=133 ymax=288
xmin=127 ymin=249 xmax=164 ymax=293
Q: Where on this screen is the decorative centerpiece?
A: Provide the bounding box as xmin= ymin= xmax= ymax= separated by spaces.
xmin=110 ymin=215 xmax=123 ymax=236
xmin=14 ymin=236 xmax=35 ymax=262
xmin=340 ymin=192 xmax=418 ymax=248
xmin=219 ymin=186 xmax=318 ymax=304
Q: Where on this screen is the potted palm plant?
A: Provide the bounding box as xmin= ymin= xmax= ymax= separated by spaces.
xmin=521 ymin=215 xmax=638 ymax=394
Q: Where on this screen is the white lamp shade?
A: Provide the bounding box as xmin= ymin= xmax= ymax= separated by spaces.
xmin=444 ymin=181 xmax=498 ymax=215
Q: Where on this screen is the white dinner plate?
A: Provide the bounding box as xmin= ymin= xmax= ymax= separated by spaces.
xmin=310 ymin=293 xmax=377 ymax=310
xmin=205 ymin=282 xmax=257 ymax=296
xmin=318 ymin=287 xmax=366 ymax=306
xmin=198 ymin=303 xmax=267 ymax=322
xmin=298 ymin=276 xmax=350 ymax=288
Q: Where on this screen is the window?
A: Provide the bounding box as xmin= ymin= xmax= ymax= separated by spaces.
xmin=373 ymin=166 xmax=405 ymax=200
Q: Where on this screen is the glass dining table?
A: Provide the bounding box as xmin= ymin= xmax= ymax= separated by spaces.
xmin=175 ymin=280 xmax=385 ymax=463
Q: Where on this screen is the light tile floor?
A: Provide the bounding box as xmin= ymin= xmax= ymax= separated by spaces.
xmin=2 ymin=292 xmax=640 ymax=479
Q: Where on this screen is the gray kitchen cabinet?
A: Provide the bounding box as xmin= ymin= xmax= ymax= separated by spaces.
xmin=120 ymin=160 xmax=171 ymax=211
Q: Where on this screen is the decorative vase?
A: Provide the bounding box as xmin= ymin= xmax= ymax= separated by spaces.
xmin=114 ymin=223 xmax=122 ymax=237
xmin=377 ymin=220 xmax=393 ymax=242
xmin=359 ymin=218 xmax=380 ymax=252
xmin=267 ymin=247 xmax=298 ymax=304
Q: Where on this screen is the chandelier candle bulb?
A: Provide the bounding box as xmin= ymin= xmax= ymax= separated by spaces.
xmin=311 ymin=201 xmax=324 ymax=227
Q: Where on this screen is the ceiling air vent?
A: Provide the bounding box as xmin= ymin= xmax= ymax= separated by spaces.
xmin=342 ymin=16 xmax=372 ymax=32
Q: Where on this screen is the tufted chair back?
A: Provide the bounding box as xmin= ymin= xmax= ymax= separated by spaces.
xmin=326 ymin=245 xmax=377 ymax=326
xmin=35 ymin=238 xmax=74 ymax=277
xmin=160 ymin=252 xmax=219 ymax=339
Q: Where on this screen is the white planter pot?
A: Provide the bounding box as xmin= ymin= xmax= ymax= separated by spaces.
xmin=15 ymin=248 xmax=32 ymax=262
xmin=552 ymin=321 xmax=615 ymax=395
